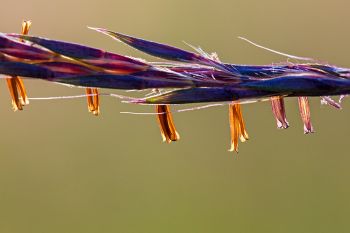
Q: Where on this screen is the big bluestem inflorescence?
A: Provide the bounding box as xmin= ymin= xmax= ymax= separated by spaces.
xmin=0 ymin=21 xmax=349 ymax=152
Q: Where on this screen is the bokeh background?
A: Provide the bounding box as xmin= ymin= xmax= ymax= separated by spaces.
xmin=1 ymin=0 xmax=350 ymax=232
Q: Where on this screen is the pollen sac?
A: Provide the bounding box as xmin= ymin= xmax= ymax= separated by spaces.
xmin=21 ymin=21 xmax=32 ymax=35
xmin=6 ymin=20 xmax=31 ymax=111
xmin=85 ymin=88 xmax=100 ymax=116
xmin=298 ymin=97 xmax=314 ymax=134
xmin=271 ymin=96 xmax=289 ymax=129
xmin=6 ymin=77 xmax=28 ymax=111
xmin=156 ymin=105 xmax=180 ymax=143
xmin=229 ymin=103 xmax=249 ymax=152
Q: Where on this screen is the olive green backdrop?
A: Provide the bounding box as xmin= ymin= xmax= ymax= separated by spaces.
xmin=1 ymin=0 xmax=350 ymax=232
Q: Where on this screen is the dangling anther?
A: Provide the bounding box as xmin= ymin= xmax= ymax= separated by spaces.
xmin=156 ymin=104 xmax=180 ymax=143
xmin=85 ymin=88 xmax=100 ymax=116
xmin=298 ymin=97 xmax=314 ymax=134
xmin=270 ymin=96 xmax=289 ymax=129
xmin=229 ymin=103 xmax=249 ymax=152
xmin=6 ymin=20 xmax=31 ymax=111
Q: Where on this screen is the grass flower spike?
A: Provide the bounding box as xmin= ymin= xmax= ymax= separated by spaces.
xmin=1 ymin=22 xmax=350 ymax=152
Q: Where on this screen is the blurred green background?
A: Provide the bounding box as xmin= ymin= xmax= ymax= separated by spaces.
xmin=1 ymin=0 xmax=350 ymax=232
